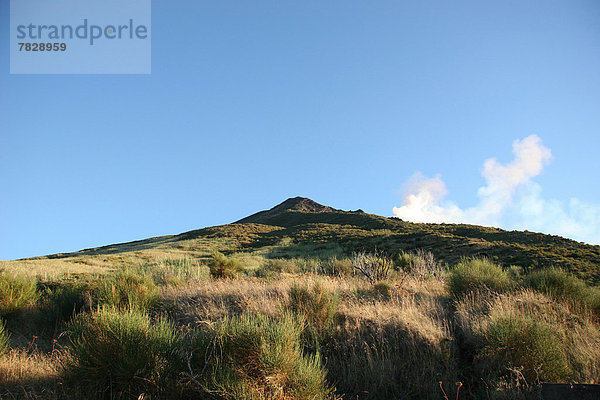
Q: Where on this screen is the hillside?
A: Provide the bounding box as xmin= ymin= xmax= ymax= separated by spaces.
xmin=2 ymin=197 xmax=600 ymax=400
xmin=21 ymin=196 xmax=600 ymax=284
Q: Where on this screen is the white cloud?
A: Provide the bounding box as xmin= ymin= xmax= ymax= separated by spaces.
xmin=392 ymin=135 xmax=600 ymax=245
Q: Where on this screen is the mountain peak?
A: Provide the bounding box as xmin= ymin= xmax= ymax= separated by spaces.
xmin=273 ymin=197 xmax=334 ymax=213
xmin=236 ymin=197 xmax=336 ymax=224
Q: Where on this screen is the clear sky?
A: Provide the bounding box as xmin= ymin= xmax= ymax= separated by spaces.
xmin=1 ymin=0 xmax=600 ymax=260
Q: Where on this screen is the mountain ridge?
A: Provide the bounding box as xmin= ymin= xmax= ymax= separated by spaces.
xmin=21 ymin=196 xmax=600 ymax=284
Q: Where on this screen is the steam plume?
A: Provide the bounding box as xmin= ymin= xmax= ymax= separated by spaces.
xmin=392 ymin=135 xmax=600 ymax=244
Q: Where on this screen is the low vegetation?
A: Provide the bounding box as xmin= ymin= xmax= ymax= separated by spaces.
xmin=1 ymin=201 xmax=599 ymax=400
xmin=208 ymin=251 xmax=245 ymax=278
xmin=188 ymin=313 xmax=331 ymax=400
xmin=448 ymin=257 xmax=513 ymax=299
xmin=67 ymin=307 xmax=183 ymax=396
xmin=0 ymin=272 xmax=40 ymax=317
xmin=523 ymin=268 xmax=600 ymax=314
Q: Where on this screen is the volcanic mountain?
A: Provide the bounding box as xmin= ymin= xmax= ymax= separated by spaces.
xmin=35 ymin=196 xmax=600 ymax=283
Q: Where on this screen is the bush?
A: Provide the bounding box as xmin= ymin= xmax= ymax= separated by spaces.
xmin=256 ymin=258 xmax=297 ymax=278
xmin=523 ymin=268 xmax=600 ymax=313
xmin=456 ymin=289 xmax=600 ymax=396
xmin=187 ymin=313 xmax=331 ymax=400
xmin=449 ymin=258 xmax=512 ymax=299
xmin=100 ymin=267 xmax=160 ymax=311
xmin=0 ymin=321 xmax=9 ymax=355
xmin=394 ymin=251 xmax=412 ymax=271
xmin=67 ymin=307 xmax=183 ymax=396
xmin=208 ymin=252 xmax=245 ymax=278
xmin=284 ymin=283 xmax=339 ymax=351
xmin=0 ymin=272 xmax=39 ymax=317
xmin=478 ymin=314 xmax=572 ymax=384
xmin=285 ymin=283 xmax=339 ymax=333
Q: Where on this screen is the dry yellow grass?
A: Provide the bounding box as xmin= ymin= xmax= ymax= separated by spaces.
xmin=161 ymin=274 xmax=451 ymax=344
xmin=456 ymin=288 xmax=600 ymax=388
xmin=0 ymin=348 xmax=65 ymax=399
xmin=0 ymin=259 xmax=109 ymax=279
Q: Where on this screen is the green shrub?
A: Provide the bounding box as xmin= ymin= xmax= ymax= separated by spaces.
xmin=208 ymin=252 xmax=245 ymax=278
xmin=523 ymin=268 xmax=600 ymax=313
xmin=284 ymin=283 xmax=339 ymax=351
xmin=449 ymin=258 xmax=512 ymax=299
xmin=188 ymin=313 xmax=330 ymax=400
xmin=0 ymin=321 xmax=9 ymax=355
xmin=67 ymin=307 xmax=183 ymax=395
xmin=478 ymin=314 xmax=572 ymax=384
xmin=100 ymin=267 xmax=159 ymax=310
xmin=285 ymin=283 xmax=339 ymax=333
xmin=394 ymin=251 xmax=412 ymax=271
xmin=0 ymin=272 xmax=39 ymax=317
xmin=256 ymin=258 xmax=297 ymax=278
xmin=45 ymin=280 xmax=91 ymax=318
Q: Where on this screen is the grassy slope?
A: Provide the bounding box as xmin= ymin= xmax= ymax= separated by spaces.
xmin=4 ymin=198 xmax=599 ymax=283
xmin=1 ymin=197 xmax=599 ymax=399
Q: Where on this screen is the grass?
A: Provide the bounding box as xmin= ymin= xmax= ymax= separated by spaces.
xmin=0 ymin=272 xmax=40 ymax=317
xmin=0 ymin=238 xmax=599 ymax=399
xmin=523 ymin=268 xmax=600 ymax=313
xmin=284 ymin=282 xmax=339 ymax=351
xmin=0 ymin=321 xmax=8 ymax=355
xmin=480 ymin=314 xmax=572 ymax=383
xmin=256 ymin=258 xmax=298 ymax=278
xmin=67 ymin=306 xmax=183 ymax=396
xmin=208 ymin=251 xmax=246 ymax=278
xmin=187 ymin=313 xmax=331 ymax=400
xmin=149 ymin=257 xmax=210 ymax=286
xmin=448 ymin=257 xmax=513 ymax=299
xmin=100 ymin=266 xmax=160 ymax=310
xmin=455 ymin=288 xmax=600 ymax=396
xmin=320 ymin=256 xmax=353 ymax=277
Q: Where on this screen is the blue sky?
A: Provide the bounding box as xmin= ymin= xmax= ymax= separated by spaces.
xmin=1 ymin=0 xmax=600 ymax=260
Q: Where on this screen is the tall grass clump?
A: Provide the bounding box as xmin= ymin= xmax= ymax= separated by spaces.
xmin=284 ymin=283 xmax=339 ymax=350
xmin=100 ymin=267 xmax=159 ymax=310
xmin=449 ymin=258 xmax=512 ymax=299
xmin=320 ymin=257 xmax=353 ymax=277
xmin=0 ymin=272 xmax=39 ymax=317
xmin=456 ymin=289 xmax=600 ymax=397
xmin=67 ymin=307 xmax=183 ymax=396
xmin=478 ymin=314 xmax=572 ymax=385
xmin=523 ymin=268 xmax=600 ymax=313
xmin=187 ymin=313 xmax=331 ymax=400
xmin=35 ymin=281 xmax=91 ymax=331
xmin=325 ymin=319 xmax=457 ymax=399
xmin=152 ymin=258 xmax=210 ymax=286
xmin=0 ymin=321 xmax=9 ymax=355
xmin=397 ymin=249 xmax=445 ymax=280
xmin=208 ymin=251 xmax=245 ymax=278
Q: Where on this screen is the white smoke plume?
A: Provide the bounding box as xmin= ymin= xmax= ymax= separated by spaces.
xmin=392 ymin=135 xmax=600 ymax=245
